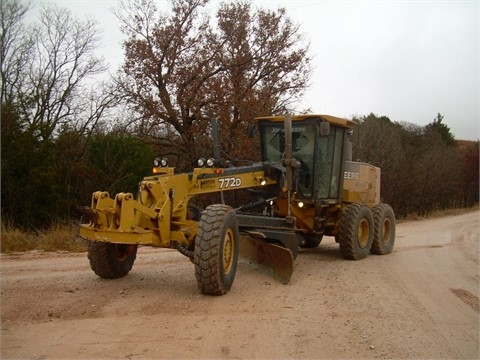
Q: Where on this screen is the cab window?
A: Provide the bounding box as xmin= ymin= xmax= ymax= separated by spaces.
xmin=260 ymin=122 xmax=316 ymax=197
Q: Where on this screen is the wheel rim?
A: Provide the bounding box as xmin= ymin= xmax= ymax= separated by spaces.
xmin=382 ymin=218 xmax=392 ymax=243
xmin=113 ymin=244 xmax=136 ymax=261
xmin=357 ymin=218 xmax=370 ymax=248
xmin=223 ymin=228 xmax=235 ymax=274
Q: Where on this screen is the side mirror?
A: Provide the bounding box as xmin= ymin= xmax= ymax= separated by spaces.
xmin=247 ymin=123 xmax=256 ymax=138
xmin=319 ymin=121 xmax=330 ymax=136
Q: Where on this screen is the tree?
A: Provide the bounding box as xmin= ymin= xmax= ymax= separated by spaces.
xmin=209 ymin=2 xmax=311 ymax=161
xmin=80 ymin=132 xmax=155 ymax=198
xmin=25 ymin=5 xmax=111 ymax=140
xmin=351 ymin=113 xmax=406 ymax=210
xmin=426 ymin=113 xmax=455 ymax=146
xmin=459 ymin=141 xmax=479 ymax=207
xmin=0 ymin=0 xmax=32 ymax=105
xmin=116 ymin=0 xmax=311 ymax=169
xmin=0 ymin=1 xmax=119 ymax=228
xmin=351 ymin=113 xmax=467 ymax=218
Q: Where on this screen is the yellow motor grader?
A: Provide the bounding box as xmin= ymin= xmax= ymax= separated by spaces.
xmin=78 ymin=114 xmax=395 ymax=295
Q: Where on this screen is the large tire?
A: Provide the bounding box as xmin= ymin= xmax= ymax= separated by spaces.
xmin=371 ymin=203 xmax=396 ymax=255
xmin=300 ymin=234 xmax=323 ymax=249
xmin=336 ymin=203 xmax=374 ymax=260
xmin=194 ymin=204 xmax=240 ymax=295
xmin=88 ymin=242 xmax=138 ymax=279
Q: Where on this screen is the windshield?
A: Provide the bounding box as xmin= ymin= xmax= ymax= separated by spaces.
xmin=260 ymin=123 xmax=316 ymax=197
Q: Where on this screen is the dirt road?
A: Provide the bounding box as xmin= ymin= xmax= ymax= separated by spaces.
xmin=1 ymin=210 xmax=479 ymax=359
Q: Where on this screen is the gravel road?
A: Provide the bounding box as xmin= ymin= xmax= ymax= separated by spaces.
xmin=1 ymin=210 xmax=479 ymax=359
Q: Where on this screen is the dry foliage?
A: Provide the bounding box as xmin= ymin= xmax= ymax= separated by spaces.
xmin=117 ymin=0 xmax=311 ymax=168
xmin=1 ymin=222 xmax=87 ymax=253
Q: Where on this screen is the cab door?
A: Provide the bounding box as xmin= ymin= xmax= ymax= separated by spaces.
xmin=314 ymin=125 xmax=346 ymax=202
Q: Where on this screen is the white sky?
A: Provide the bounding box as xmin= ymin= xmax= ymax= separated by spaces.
xmin=35 ymin=0 xmax=479 ymax=140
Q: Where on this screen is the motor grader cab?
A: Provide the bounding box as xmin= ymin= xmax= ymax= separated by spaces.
xmin=79 ymin=114 xmax=395 ymax=295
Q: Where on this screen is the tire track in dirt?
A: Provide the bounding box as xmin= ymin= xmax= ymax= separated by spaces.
xmin=450 ymin=288 xmax=480 ymax=312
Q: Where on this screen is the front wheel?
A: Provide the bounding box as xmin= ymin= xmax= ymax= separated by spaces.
xmin=194 ymin=204 xmax=240 ymax=295
xmin=336 ymin=203 xmax=374 ymax=260
xmin=300 ymin=234 xmax=323 ymax=249
xmin=88 ymin=242 xmax=138 ymax=278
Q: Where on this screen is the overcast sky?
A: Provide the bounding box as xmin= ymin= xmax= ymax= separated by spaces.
xmin=38 ymin=0 xmax=479 ymax=140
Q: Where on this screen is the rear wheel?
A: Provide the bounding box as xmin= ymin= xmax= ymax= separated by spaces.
xmin=371 ymin=203 xmax=396 ymax=255
xmin=336 ymin=203 xmax=374 ymax=260
xmin=88 ymin=242 xmax=138 ymax=278
xmin=194 ymin=204 xmax=239 ymax=295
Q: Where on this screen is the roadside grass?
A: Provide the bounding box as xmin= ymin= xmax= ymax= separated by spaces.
xmin=1 ymin=222 xmax=87 ymax=253
xmin=1 ymin=205 xmax=477 ymax=253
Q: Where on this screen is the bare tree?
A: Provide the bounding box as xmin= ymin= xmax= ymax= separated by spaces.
xmin=115 ymin=0 xmax=214 ymax=166
xmin=2 ymin=2 xmax=119 ymax=143
xmin=211 ymin=2 xmax=311 ymax=160
xmin=30 ymin=5 xmax=109 ymax=140
xmin=0 ymin=0 xmax=33 ymax=104
xmin=115 ymin=0 xmax=311 ymax=167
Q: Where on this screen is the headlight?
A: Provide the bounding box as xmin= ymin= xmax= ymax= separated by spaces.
xmin=153 ymin=157 xmax=168 ymax=167
xmin=197 ymin=158 xmax=206 ymax=167
xmin=206 ymin=158 xmax=215 ymax=167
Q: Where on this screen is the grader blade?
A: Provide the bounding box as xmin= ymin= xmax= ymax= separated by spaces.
xmin=239 ymin=236 xmax=294 ymax=284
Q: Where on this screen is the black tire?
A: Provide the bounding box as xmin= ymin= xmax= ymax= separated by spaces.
xmin=88 ymin=242 xmax=138 ymax=279
xmin=300 ymin=234 xmax=323 ymax=249
xmin=336 ymin=203 xmax=374 ymax=260
xmin=194 ymin=204 xmax=240 ymax=295
xmin=371 ymin=203 xmax=396 ymax=255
